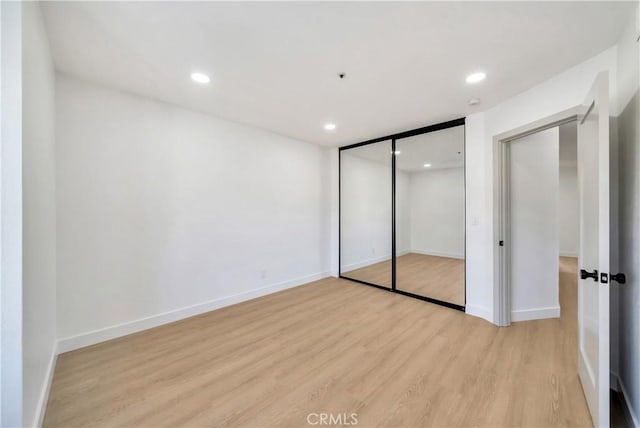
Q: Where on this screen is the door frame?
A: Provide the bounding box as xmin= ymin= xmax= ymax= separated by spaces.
xmin=492 ymin=106 xmax=581 ymax=326
xmin=1 ymin=2 xmax=25 ymax=426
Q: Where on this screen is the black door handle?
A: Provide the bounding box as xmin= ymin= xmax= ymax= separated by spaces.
xmin=580 ymin=269 xmax=598 ymax=281
xmin=610 ymin=273 xmax=626 ymax=284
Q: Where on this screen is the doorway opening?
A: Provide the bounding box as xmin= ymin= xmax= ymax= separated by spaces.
xmin=492 ymin=107 xmax=580 ymax=326
xmin=503 ymin=121 xmax=579 ymax=323
xmin=558 ymin=121 xmax=580 ymax=340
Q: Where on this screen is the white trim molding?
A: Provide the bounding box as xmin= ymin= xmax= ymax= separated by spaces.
xmin=34 ymin=342 xmax=58 ymax=428
xmin=409 ymin=249 xmax=465 ymax=260
xmin=511 ymin=306 xmax=561 ymax=322
xmin=340 ymin=255 xmax=392 ymax=272
xmin=1 ymin=2 xmax=25 ymax=426
xmin=560 ymin=251 xmax=578 ymax=258
xmin=465 ymin=304 xmax=493 ymax=323
xmin=58 ymin=271 xmax=330 ymax=353
xmin=340 ymin=250 xmax=462 ymax=275
xmin=340 ymin=250 xmax=411 ymax=273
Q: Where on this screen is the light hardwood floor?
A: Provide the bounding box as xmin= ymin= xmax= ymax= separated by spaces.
xmin=342 ymin=253 xmax=465 ymax=305
xmin=44 ymin=257 xmax=591 ymax=427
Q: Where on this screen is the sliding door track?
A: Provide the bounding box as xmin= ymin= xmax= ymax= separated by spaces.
xmin=338 ymin=275 xmax=466 ymax=312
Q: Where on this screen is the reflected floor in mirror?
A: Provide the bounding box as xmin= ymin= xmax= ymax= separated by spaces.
xmin=342 ymin=253 xmax=464 ymax=306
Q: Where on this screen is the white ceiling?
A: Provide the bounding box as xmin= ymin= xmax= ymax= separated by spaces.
xmin=342 ymin=125 xmax=464 ymax=173
xmin=397 ymin=126 xmax=465 ymax=172
xmin=41 ymin=1 xmax=634 ymax=147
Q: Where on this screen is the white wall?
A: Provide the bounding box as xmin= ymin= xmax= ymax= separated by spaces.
xmin=340 ymin=152 xmax=392 ymax=270
xmin=463 ymin=113 xmax=489 ymax=320
xmin=464 ymin=46 xmax=618 ymax=323
xmin=396 ymin=169 xmax=411 ymax=255
xmin=329 ymin=148 xmax=339 ymax=276
xmin=1 ymin=2 xmax=24 ymax=426
xmin=22 ymin=3 xmax=57 ymax=426
xmin=559 ymin=165 xmax=578 ymax=257
xmin=615 ymin=5 xmax=640 ymax=425
xmin=559 ymin=123 xmax=578 ymax=258
xmin=340 ymin=151 xmax=411 ymax=271
xmin=55 ymin=76 xmax=332 ymax=350
xmin=509 ymin=128 xmax=559 ymax=321
xmin=408 ymin=167 xmax=464 ymax=258
xmin=340 ymin=155 xmax=465 ymax=279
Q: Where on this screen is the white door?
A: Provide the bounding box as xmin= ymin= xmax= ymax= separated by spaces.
xmin=577 ymin=71 xmax=610 ymax=428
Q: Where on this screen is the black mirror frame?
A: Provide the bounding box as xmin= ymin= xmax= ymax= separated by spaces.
xmin=338 ymin=117 xmax=466 ymax=312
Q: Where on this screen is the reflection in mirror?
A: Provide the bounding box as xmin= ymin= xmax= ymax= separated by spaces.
xmin=340 ymin=140 xmax=392 ymax=288
xmin=395 ymin=125 xmax=465 ymax=305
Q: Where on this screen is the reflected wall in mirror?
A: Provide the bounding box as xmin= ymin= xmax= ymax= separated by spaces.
xmin=395 ymin=125 xmax=465 ymax=306
xmin=340 ymin=141 xmax=392 ymax=288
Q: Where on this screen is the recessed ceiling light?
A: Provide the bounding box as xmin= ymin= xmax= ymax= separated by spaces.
xmin=466 ymin=72 xmax=486 ymax=84
xmin=324 ymin=123 xmax=336 ymax=131
xmin=423 ymin=163 xmax=432 ymax=168
xmin=190 ymin=72 xmax=210 ymax=84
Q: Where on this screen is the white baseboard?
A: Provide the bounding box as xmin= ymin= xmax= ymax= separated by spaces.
xmin=341 ymin=254 xmax=391 ymax=272
xmin=614 ymin=373 xmax=640 ymax=428
xmin=410 ymin=249 xmax=465 ymax=259
xmin=58 ymin=271 xmax=330 ymax=353
xmin=33 ymin=342 xmax=58 ymax=428
xmin=341 ymin=248 xmax=464 ymax=274
xmin=341 ymin=250 xmax=410 ymax=273
xmin=466 ymin=304 xmax=492 ymax=323
xmin=511 ymin=306 xmax=560 ymax=322
xmin=560 ymin=251 xmax=578 ymax=257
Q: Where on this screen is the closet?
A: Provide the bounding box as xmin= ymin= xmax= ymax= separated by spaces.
xmin=339 ymin=119 xmax=466 ymax=310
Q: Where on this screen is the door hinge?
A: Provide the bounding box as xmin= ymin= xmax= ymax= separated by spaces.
xmin=600 ymin=272 xmax=608 ymax=284
xmin=499 ymin=240 xmax=504 ymax=247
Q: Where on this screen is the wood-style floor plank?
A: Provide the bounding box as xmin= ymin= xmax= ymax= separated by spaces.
xmin=342 ymin=253 xmax=465 ymax=305
xmin=44 ymin=257 xmax=592 ymax=427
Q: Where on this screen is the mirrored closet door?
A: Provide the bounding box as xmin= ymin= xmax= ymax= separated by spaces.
xmin=395 ymin=125 xmax=465 ymax=308
xmin=340 ymin=140 xmax=393 ymax=289
xmin=339 ymin=119 xmax=466 ymax=311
